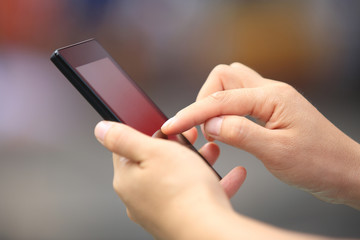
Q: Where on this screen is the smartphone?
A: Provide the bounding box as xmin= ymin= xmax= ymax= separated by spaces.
xmin=51 ymin=39 xmax=221 ymax=179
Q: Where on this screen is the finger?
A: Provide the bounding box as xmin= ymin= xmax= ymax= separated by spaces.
xmin=198 ymin=142 xmax=220 ymax=166
xmin=197 ymin=63 xmax=263 ymax=102
xmin=196 ymin=63 xmax=264 ymax=140
xmin=230 ymin=62 xmax=263 ymax=79
xmin=95 ymin=121 xmax=156 ymax=162
xmin=204 ymin=115 xmax=273 ymax=154
xmin=182 ymin=127 xmax=198 ymax=145
xmin=220 ymin=166 xmax=247 ymax=198
xmin=162 ymin=88 xmax=274 ymax=135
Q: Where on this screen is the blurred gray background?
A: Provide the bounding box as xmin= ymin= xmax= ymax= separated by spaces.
xmin=1 ymin=0 xmax=360 ymax=239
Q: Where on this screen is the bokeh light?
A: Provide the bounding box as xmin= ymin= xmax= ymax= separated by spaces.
xmin=1 ymin=1 xmax=359 ymax=239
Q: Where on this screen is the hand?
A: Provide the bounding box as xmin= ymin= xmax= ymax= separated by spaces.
xmin=181 ymin=127 xmax=247 ymax=198
xmin=161 ymin=63 xmax=360 ymax=209
xmin=93 ymin=122 xmax=321 ymax=240
xmin=94 ymin=122 xmax=246 ymax=239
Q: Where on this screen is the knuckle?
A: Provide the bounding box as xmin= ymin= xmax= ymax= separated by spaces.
xmin=208 ymin=90 xmax=233 ymax=107
xmin=273 ymin=82 xmax=297 ymax=98
xmin=267 ymin=82 xmax=303 ymax=114
xmin=209 ymin=90 xmax=226 ymax=101
xmin=224 ymin=118 xmax=248 ymax=145
xmin=263 ymin=82 xmax=295 ymax=107
xmin=230 ymin=62 xmax=262 ymax=78
xmin=103 ymin=126 xmax=121 ymax=151
xmin=211 ymin=64 xmax=232 ymax=80
xmin=227 ymin=126 xmax=242 ymax=143
xmin=230 ymin=62 xmax=242 ymax=68
xmin=212 ymin=64 xmax=231 ymax=74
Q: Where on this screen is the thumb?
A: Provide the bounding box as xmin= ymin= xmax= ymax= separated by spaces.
xmin=94 ymin=121 xmax=156 ymax=162
xmin=204 ymin=115 xmax=273 ymax=154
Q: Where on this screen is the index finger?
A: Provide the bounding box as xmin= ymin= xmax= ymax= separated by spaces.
xmin=197 ymin=63 xmax=264 ymax=102
xmin=162 ymin=88 xmax=274 ymax=135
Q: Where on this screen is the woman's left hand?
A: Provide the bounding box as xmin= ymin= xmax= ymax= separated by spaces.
xmin=94 ymin=121 xmax=246 ymax=239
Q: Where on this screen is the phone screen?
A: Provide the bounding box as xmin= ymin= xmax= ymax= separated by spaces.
xmin=75 ymin=57 xmax=195 ymax=148
xmin=76 ymin=57 xmax=165 ymax=136
xmin=52 ymin=39 xmax=221 ymax=179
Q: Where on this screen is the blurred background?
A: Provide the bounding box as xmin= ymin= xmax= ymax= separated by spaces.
xmin=1 ymin=0 xmax=360 ymax=239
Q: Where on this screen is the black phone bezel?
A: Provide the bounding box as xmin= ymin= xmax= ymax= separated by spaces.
xmin=51 ymin=39 xmax=221 ymax=179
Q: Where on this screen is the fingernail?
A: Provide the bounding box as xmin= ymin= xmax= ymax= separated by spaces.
xmin=162 ymin=117 xmax=175 ymax=130
xmin=95 ymin=121 xmax=112 ymax=143
xmin=205 ymin=117 xmax=223 ymax=137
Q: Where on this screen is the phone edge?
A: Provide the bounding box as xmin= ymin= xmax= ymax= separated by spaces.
xmin=51 ymin=50 xmax=121 ymax=122
xmin=51 ymin=42 xmax=222 ymax=180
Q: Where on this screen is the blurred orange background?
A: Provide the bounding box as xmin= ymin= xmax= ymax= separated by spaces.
xmin=1 ymin=1 xmax=359 ymax=239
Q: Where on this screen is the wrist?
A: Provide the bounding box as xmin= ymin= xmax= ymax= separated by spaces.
xmin=307 ymin=124 xmax=360 ymax=209
xmin=169 ymin=207 xmax=327 ymax=240
xmin=147 ymin=182 xmax=332 ymax=240
xmin=174 ymin=204 xmax=235 ymax=240
xmin=151 ymin=183 xmax=234 ymax=240
xmin=339 ymin=138 xmax=360 ymax=209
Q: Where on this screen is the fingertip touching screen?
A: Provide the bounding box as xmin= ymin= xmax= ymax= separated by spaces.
xmin=53 ymin=39 xmax=221 ymax=179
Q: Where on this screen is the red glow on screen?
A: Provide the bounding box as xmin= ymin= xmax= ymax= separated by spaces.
xmin=76 ymin=58 xmax=166 ymax=136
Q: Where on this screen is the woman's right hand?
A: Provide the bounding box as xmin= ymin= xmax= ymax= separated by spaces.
xmin=162 ymin=63 xmax=360 ymax=209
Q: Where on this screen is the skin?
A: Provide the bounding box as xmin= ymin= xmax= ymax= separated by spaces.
xmin=162 ymin=63 xmax=360 ymax=209
xmin=94 ymin=63 xmax=360 ymax=239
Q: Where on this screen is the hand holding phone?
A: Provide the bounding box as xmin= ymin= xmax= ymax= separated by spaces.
xmin=51 ymin=39 xmax=221 ymax=179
